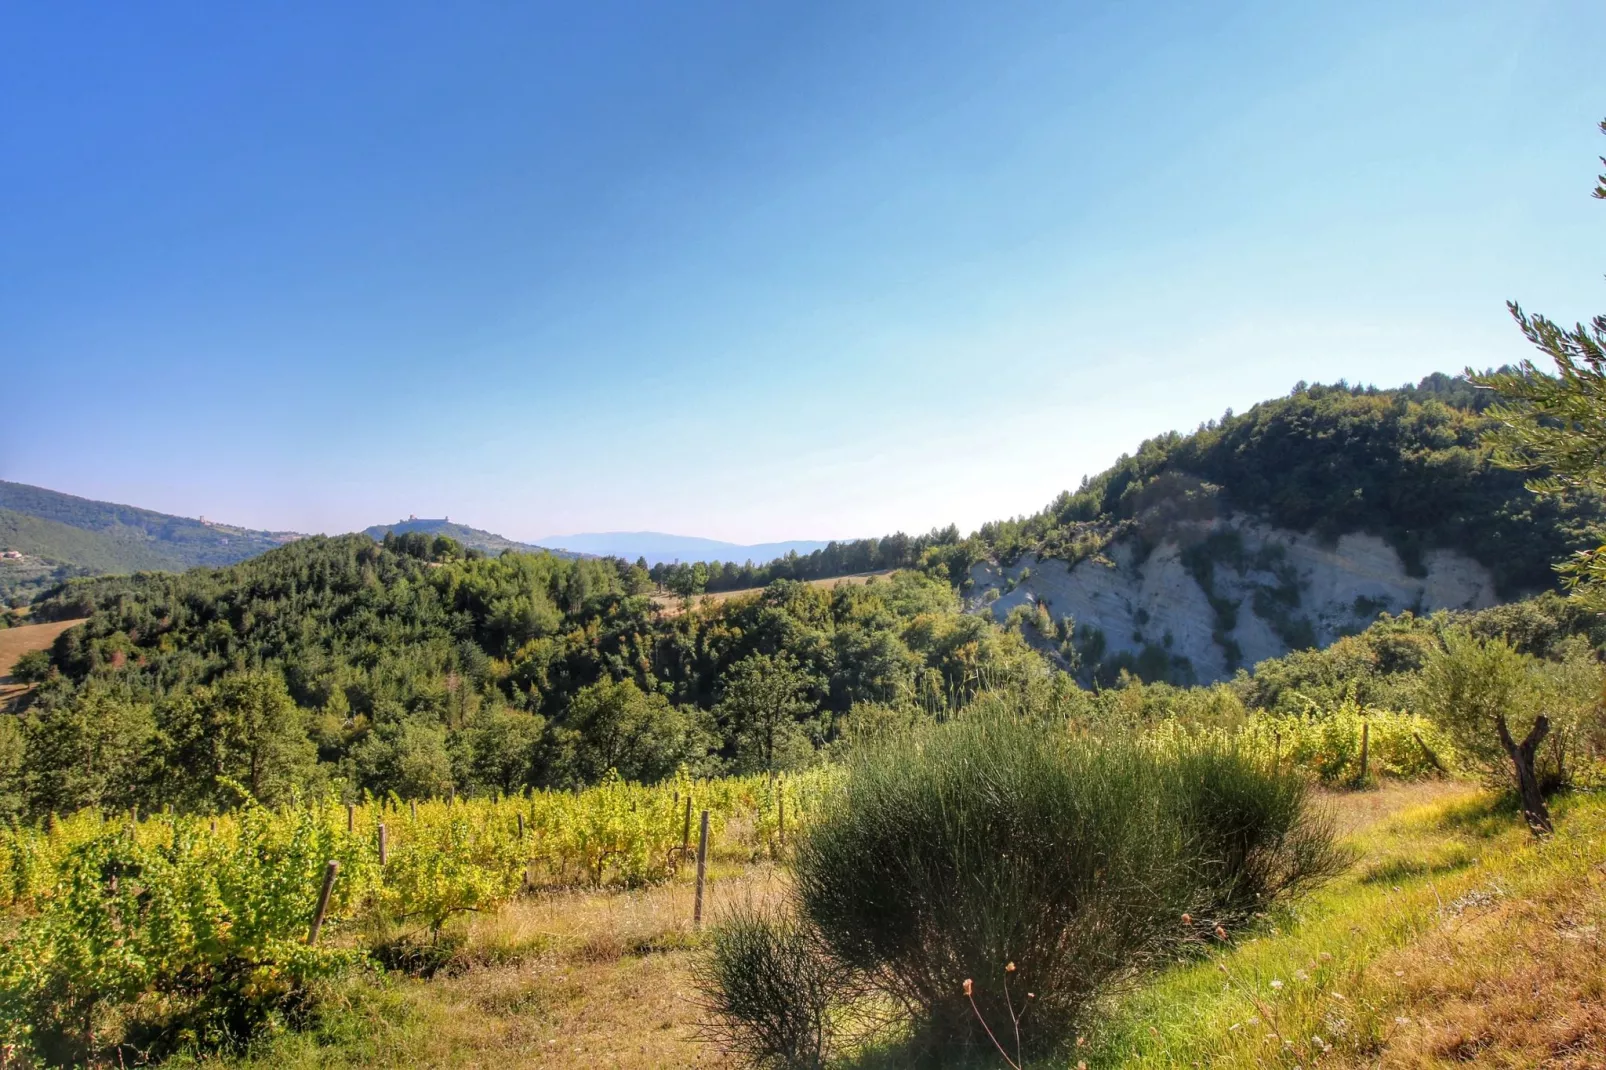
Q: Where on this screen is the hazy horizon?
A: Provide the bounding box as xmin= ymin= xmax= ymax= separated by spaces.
xmin=5 ymin=1 xmax=1604 ymax=544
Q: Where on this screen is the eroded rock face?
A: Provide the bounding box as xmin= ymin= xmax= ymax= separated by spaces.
xmin=967 ymin=515 xmax=1499 ymax=683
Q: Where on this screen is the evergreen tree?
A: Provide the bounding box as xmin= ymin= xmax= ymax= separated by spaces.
xmin=1471 ymin=118 xmax=1606 ymax=602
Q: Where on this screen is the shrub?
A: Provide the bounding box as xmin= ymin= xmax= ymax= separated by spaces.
xmin=695 ymin=902 xmax=861 ymax=1069
xmin=771 ymin=710 xmax=1338 ymax=1058
xmin=1164 ymin=741 xmax=1348 ymax=925
xmin=9 ymin=649 xmax=52 ymax=683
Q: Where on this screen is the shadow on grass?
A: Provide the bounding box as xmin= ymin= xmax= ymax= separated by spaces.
xmin=1359 ymin=843 xmax=1476 ymax=885
xmin=836 ymin=1042 xmax=1060 ymax=1070
xmin=1433 ymin=790 xmax=1523 ymax=839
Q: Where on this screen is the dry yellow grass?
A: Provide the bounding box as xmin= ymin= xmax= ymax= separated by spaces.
xmin=0 ymin=616 xmax=82 ymax=707
xmin=1093 ymin=781 xmax=1606 ymax=1070
xmin=199 ymin=864 xmax=788 ymax=1069
xmin=1361 ymin=825 xmax=1606 ymax=1068
xmin=652 ymin=572 xmax=895 ymax=616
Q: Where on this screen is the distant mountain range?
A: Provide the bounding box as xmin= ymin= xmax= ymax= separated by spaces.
xmin=0 ymin=481 xmax=303 ymax=604
xmin=0 ymin=489 xmax=602 ymax=605
xmin=536 ymin=531 xmax=835 ymax=566
xmin=0 ymin=481 xmax=839 ymax=605
xmin=361 ymin=518 xmax=580 ymax=559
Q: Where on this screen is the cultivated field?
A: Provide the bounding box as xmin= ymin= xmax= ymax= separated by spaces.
xmin=652 ymin=571 xmax=895 ymax=615
xmin=173 ymin=778 xmax=1606 ymax=1069
xmin=0 ymin=617 xmax=81 ymax=707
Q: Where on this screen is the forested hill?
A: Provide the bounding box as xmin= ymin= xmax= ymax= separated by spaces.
xmin=8 ymin=534 xmax=1036 ymax=812
xmin=361 ymin=518 xmax=579 ymax=559
xmin=0 ymin=481 xmax=302 ymax=604
xmin=657 ymin=373 xmax=1603 ymax=599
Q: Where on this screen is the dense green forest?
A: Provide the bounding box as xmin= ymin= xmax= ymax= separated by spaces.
xmin=6 ymin=370 xmax=1604 ymax=819
xmin=654 ymin=374 xmax=1603 ymax=598
xmin=0 ymin=531 xmax=1038 ymax=817
xmin=6 ymin=519 xmax=1603 ymax=821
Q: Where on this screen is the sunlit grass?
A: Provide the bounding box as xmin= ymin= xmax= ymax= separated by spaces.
xmin=168 ymin=781 xmax=1606 ymax=1069
xmin=1084 ymin=785 xmax=1606 ymax=1069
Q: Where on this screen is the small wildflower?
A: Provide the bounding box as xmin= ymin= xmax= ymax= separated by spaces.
xmin=1394 ymin=970 xmax=1404 ymax=978
xmin=1182 ymin=913 xmax=1193 ymax=925
xmin=963 ymin=978 xmax=973 ymax=997
xmin=1395 ymin=1016 xmax=1410 ymax=1026
xmin=1005 ymin=961 xmax=1017 ymax=974
xmin=1078 ymin=1063 xmax=1087 ymax=1070
xmin=1269 ymin=979 xmax=1284 ymax=990
xmin=1293 ymin=969 xmax=1309 ymax=982
xmin=1215 ymin=925 xmax=1228 ymax=941
xmin=1077 ymin=1035 xmax=1086 ymax=1046
xmin=1026 ymin=992 xmax=1036 ymax=1000
xmin=1319 ymin=951 xmax=1333 ymax=962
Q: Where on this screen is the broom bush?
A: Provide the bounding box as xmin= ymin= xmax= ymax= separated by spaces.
xmin=705 ymin=706 xmax=1344 ymax=1063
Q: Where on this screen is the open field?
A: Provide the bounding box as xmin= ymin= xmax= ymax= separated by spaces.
xmin=0 ymin=617 xmax=81 ymax=707
xmin=169 ymin=778 xmax=1606 ymax=1070
xmin=652 ymin=571 xmax=896 ymax=615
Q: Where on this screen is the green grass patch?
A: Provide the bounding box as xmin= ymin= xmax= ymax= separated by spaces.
xmin=1082 ymin=790 xmax=1606 ymax=1069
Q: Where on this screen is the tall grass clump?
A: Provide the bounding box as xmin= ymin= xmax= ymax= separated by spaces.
xmin=703 ymin=705 xmax=1344 ymax=1064
xmin=1163 ymin=739 xmax=1348 ymax=927
xmin=695 ymin=901 xmax=863 ymax=1069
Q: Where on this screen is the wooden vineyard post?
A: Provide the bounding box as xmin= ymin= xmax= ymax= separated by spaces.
xmin=777 ymin=792 xmax=785 ymax=849
xmin=517 ymin=813 xmax=525 ymax=840
xmin=210 ymin=818 xmax=218 ymax=835
xmin=346 ymin=803 xmax=356 ymax=834
xmin=1358 ymin=721 xmax=1370 ymax=785
xmin=378 ymin=823 xmax=389 ymax=866
xmin=410 ymin=799 xmax=418 ymax=822
xmin=681 ymin=796 xmax=693 ymax=859
xmin=307 ymin=860 xmax=340 ymax=945
xmin=693 ymin=810 xmax=710 ymax=929
xmin=1413 ymin=731 xmax=1447 ymax=773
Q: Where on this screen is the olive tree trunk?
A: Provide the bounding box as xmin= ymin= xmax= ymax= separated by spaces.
xmin=1496 ymin=714 xmax=1553 ymax=837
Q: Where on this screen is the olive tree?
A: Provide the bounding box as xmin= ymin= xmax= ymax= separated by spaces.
xmin=1416 ymin=629 xmax=1555 ymax=834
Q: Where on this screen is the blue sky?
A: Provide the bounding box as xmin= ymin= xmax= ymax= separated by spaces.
xmin=3 ymin=1 xmax=1603 ymax=543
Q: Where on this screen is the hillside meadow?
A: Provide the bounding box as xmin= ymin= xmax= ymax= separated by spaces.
xmin=103 ymin=780 xmax=1597 ymax=1069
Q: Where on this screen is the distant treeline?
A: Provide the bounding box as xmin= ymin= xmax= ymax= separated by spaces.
xmin=645 ymin=525 xmax=973 ymax=595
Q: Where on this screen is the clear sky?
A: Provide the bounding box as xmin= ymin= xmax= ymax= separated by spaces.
xmin=3 ymin=1 xmax=1604 ymax=543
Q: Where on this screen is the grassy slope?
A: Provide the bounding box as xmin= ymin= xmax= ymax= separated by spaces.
xmin=0 ymin=617 xmax=84 ymax=707
xmin=651 ymin=570 xmax=895 ymax=615
xmin=0 ymin=507 xmax=170 ymax=572
xmin=175 ymin=782 xmax=1605 ymax=1069
xmin=0 ymin=482 xmax=296 ymax=580
xmin=1089 ymin=784 xmax=1605 ymax=1069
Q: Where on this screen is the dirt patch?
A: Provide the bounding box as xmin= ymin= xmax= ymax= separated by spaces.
xmin=651 ymin=571 xmax=896 ymax=616
xmin=0 ymin=617 xmax=84 ymax=706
